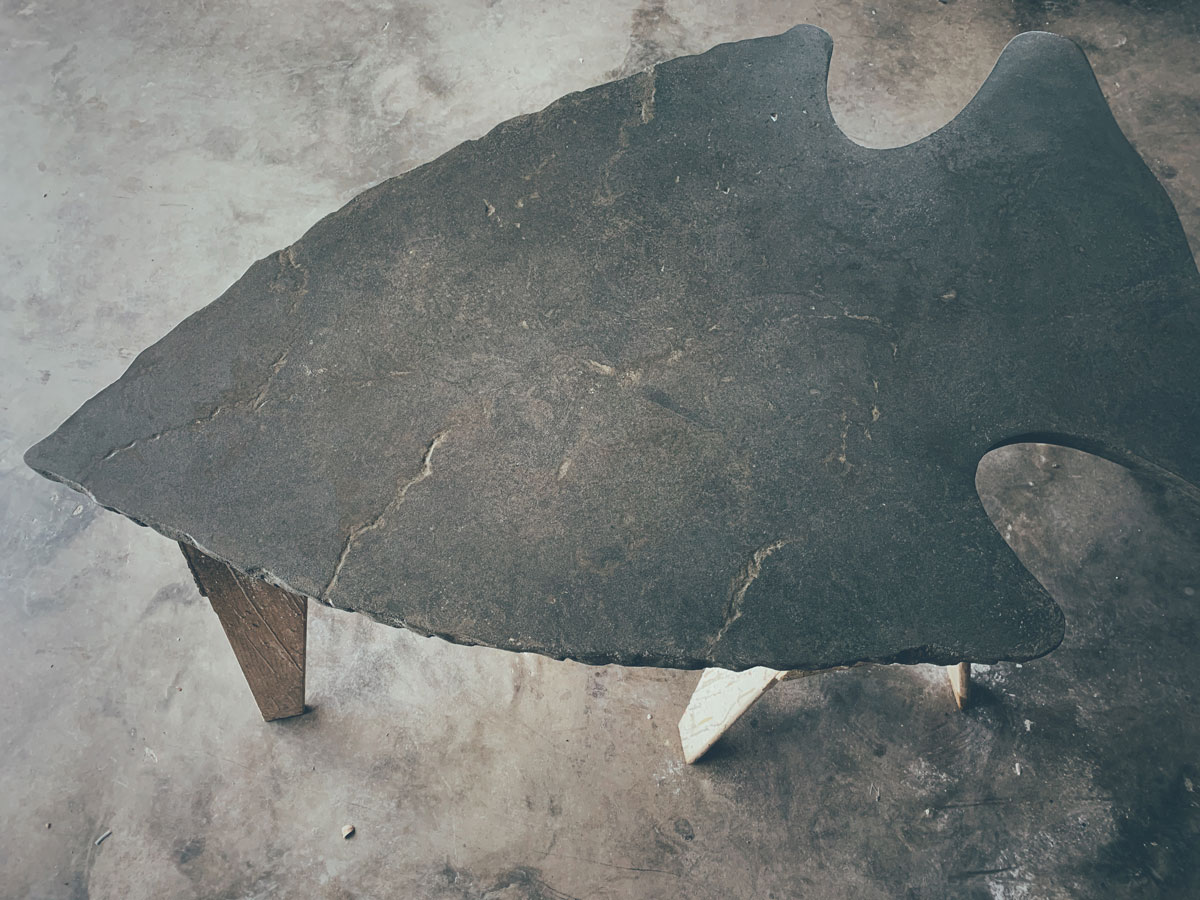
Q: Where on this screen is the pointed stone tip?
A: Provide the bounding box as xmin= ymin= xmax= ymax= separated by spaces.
xmin=22 ymin=439 xmax=42 ymax=472
xmin=767 ymin=23 xmax=834 ymax=64
xmin=993 ymin=29 xmax=1099 ymax=85
xmin=23 ymin=434 xmax=65 ymax=485
xmin=782 ymin=22 xmax=833 ymax=45
xmin=1004 ymin=29 xmax=1083 ymax=52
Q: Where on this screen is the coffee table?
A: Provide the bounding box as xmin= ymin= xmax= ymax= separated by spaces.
xmin=26 ymin=26 xmax=1200 ymax=763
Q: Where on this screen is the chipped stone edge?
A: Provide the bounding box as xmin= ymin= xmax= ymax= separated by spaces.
xmin=23 ymin=454 xmax=1066 ymax=672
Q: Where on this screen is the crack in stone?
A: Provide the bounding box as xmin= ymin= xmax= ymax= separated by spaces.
xmin=584 ymin=359 xmax=617 ymax=376
xmin=707 ymin=538 xmax=794 ymax=651
xmin=92 ymin=349 xmax=291 ymax=470
xmin=594 ymin=66 xmax=658 ymax=207
xmin=85 ymin=245 xmax=313 ymax=475
xmin=822 ymin=410 xmax=852 ymax=473
xmin=640 ymin=66 xmax=657 ymax=124
xmin=842 ymin=311 xmax=884 ymax=325
xmin=321 ymin=429 xmax=452 ymax=604
xmin=578 ymin=345 xmax=685 ymax=386
xmin=798 ymin=310 xmax=892 ymax=330
xmin=272 ymin=245 xmax=309 ymax=313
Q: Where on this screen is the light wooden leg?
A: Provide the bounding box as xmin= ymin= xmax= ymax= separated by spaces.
xmin=946 ymin=662 xmax=971 ymax=710
xmin=678 ymin=666 xmax=788 ymax=763
xmin=180 ymin=543 xmax=308 ymax=720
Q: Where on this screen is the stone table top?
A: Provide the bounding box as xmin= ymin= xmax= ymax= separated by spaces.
xmin=25 ymin=26 xmax=1200 ymax=671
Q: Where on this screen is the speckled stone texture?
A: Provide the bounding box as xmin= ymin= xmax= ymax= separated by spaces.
xmin=25 ymin=25 xmax=1200 ymax=673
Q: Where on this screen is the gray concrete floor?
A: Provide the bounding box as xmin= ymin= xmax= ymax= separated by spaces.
xmin=3 ymin=1 xmax=1199 ymax=897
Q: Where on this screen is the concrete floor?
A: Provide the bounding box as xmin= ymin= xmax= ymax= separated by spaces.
xmin=3 ymin=1 xmax=1199 ymax=897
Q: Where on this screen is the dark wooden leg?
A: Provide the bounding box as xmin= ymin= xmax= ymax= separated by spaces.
xmin=180 ymin=543 xmax=308 ymax=720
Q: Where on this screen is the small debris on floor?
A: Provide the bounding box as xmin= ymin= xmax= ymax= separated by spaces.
xmin=342 ymin=824 xmax=356 ymax=839
xmin=94 ymin=829 xmax=112 ymax=846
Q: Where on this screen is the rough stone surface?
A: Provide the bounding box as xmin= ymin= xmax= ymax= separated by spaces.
xmin=24 ymin=26 xmax=1199 ymax=672
xmin=6 ymin=3 xmax=1200 ymax=898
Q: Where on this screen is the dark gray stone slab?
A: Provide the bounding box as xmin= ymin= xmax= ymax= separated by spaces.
xmin=25 ymin=26 xmax=1200 ymax=671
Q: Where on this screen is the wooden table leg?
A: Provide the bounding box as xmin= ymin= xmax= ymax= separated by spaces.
xmin=180 ymin=543 xmax=308 ymax=720
xmin=679 ymin=661 xmax=961 ymax=763
xmin=946 ymin=662 xmax=971 ymax=710
xmin=678 ymin=666 xmax=788 ymax=764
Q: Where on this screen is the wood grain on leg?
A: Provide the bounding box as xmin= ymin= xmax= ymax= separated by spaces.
xmin=947 ymin=662 xmax=971 ymax=710
xmin=180 ymin=543 xmax=308 ymax=720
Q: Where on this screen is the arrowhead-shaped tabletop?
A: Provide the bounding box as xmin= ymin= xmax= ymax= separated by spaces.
xmin=26 ymin=26 xmax=1200 ymax=671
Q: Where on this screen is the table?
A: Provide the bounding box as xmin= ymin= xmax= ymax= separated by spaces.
xmin=26 ymin=26 xmax=1200 ymax=762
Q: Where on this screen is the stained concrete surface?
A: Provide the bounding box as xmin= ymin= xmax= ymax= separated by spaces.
xmin=2 ymin=1 xmax=1199 ymax=898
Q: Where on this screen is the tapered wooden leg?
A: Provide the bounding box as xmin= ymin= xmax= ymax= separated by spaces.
xmin=947 ymin=662 xmax=971 ymax=710
xmin=678 ymin=662 xmax=911 ymax=763
xmin=678 ymin=666 xmax=788 ymax=764
xmin=180 ymin=543 xmax=308 ymax=720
